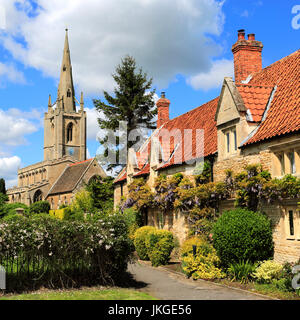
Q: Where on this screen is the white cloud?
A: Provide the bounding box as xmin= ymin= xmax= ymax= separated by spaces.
xmin=0 ymin=156 xmax=21 ymax=188
xmin=0 ymin=0 xmax=225 ymax=93
xmin=0 ymin=108 xmax=42 ymax=146
xmin=241 ymin=10 xmax=249 ymax=18
xmin=187 ymin=59 xmax=233 ymax=91
xmin=0 ymin=62 xmax=26 ymax=85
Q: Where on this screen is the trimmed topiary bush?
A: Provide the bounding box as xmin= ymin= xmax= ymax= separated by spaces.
xmin=134 ymin=226 xmax=156 ymax=260
xmin=212 ymin=208 xmax=274 ymax=266
xmin=29 ymin=201 xmax=50 ymax=214
xmin=145 ymin=229 xmax=175 ymax=267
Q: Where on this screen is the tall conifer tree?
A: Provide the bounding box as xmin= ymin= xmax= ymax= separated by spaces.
xmin=93 ymin=56 xmax=157 ymax=173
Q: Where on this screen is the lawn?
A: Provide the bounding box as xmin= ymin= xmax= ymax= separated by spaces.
xmin=0 ymin=287 xmax=157 ymax=300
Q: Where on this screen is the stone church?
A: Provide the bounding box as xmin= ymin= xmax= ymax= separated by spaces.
xmin=7 ymin=30 xmax=106 ymax=208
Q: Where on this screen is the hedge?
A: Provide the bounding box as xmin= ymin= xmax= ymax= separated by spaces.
xmin=212 ymin=208 xmax=274 ymax=266
xmin=0 ymin=214 xmax=134 ymax=292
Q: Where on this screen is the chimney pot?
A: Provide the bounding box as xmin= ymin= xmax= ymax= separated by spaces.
xmin=232 ymin=31 xmax=263 ymax=83
xmin=238 ymin=29 xmax=245 ymax=40
xmin=248 ymin=33 xmax=255 ymax=41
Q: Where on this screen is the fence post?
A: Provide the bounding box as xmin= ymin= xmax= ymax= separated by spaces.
xmin=0 ymin=265 xmax=6 ymax=290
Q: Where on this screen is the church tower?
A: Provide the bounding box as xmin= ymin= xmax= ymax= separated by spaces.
xmin=44 ymin=29 xmax=87 ymax=161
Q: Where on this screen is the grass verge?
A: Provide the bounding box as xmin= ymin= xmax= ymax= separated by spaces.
xmin=0 ymin=287 xmax=157 ymax=301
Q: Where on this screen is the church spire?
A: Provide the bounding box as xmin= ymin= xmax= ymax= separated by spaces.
xmin=57 ymin=29 xmax=76 ymax=112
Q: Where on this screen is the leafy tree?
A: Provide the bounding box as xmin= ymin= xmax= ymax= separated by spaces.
xmin=0 ymin=178 xmax=6 ymax=194
xmin=93 ymin=55 xmax=157 ymax=172
xmin=86 ymin=176 xmax=114 ymax=211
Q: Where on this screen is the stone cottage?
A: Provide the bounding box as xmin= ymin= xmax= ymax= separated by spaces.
xmin=114 ymin=30 xmax=300 ymax=263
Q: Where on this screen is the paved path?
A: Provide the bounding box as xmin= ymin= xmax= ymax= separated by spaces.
xmin=127 ymin=263 xmax=270 ymax=300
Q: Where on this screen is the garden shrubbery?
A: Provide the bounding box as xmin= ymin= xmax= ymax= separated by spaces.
xmin=146 ymin=230 xmax=175 ymax=267
xmin=180 ymin=236 xmax=225 ymax=280
xmin=29 ymin=201 xmax=50 ymax=214
xmin=212 ymin=208 xmax=274 ymax=266
xmin=134 ymin=226 xmax=175 ymax=266
xmin=0 ymin=213 xmax=134 ymax=292
xmin=134 ymin=226 xmax=156 ymax=261
xmin=252 ymin=260 xmax=284 ymax=283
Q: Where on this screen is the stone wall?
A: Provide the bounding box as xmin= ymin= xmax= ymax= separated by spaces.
xmin=147 ymin=208 xmax=189 ymax=245
xmin=219 ymin=199 xmax=300 ymax=263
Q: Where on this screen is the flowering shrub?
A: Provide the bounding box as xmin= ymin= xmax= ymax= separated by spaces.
xmin=153 ymin=173 xmax=183 ymax=212
xmin=121 ymin=178 xmax=153 ymax=212
xmin=0 ymin=214 xmax=134 ymax=292
xmin=252 ymin=260 xmax=284 ymax=283
xmin=181 ymin=238 xmax=225 ymax=280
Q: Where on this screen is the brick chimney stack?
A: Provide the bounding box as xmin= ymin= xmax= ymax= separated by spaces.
xmin=157 ymin=92 xmax=170 ymax=128
xmin=232 ymin=30 xmax=263 ymax=83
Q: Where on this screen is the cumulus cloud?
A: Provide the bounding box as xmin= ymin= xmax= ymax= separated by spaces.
xmin=0 ymin=156 xmax=21 ymax=188
xmin=0 ymin=62 xmax=26 ymax=85
xmin=0 ymin=0 xmax=225 ymax=93
xmin=0 ymin=108 xmax=42 ymax=146
xmin=187 ymin=59 xmax=233 ymax=91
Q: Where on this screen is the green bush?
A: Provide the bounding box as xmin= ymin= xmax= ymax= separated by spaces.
xmin=0 ymin=202 xmax=28 ymax=218
xmin=134 ymin=226 xmax=156 ymax=260
xmin=181 ymin=238 xmax=225 ymax=280
xmin=146 ymin=230 xmax=175 ymax=267
xmin=252 ymin=260 xmax=283 ymax=284
xmin=212 ymin=208 xmax=274 ymax=266
xmin=29 ymin=201 xmax=50 ymax=214
xmin=228 ymin=260 xmax=258 ymax=284
xmin=180 ymin=236 xmax=207 ymax=257
xmin=122 ymin=208 xmax=141 ymax=240
xmin=0 ymin=213 xmax=134 ymax=292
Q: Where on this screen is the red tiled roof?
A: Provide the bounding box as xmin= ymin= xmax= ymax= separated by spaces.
xmin=244 ymin=49 xmax=300 ymax=145
xmin=157 ymin=97 xmax=219 ymax=170
xmin=114 ymin=168 xmax=127 ymax=184
xmin=134 ymin=163 xmax=150 ymax=177
xmin=236 ymin=84 xmax=274 ymax=122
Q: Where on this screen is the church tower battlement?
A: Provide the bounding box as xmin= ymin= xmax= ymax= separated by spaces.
xmin=44 ymin=29 xmax=87 ymax=161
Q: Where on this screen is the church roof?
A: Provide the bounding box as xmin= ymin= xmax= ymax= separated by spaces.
xmin=47 ymin=158 xmax=93 ymax=195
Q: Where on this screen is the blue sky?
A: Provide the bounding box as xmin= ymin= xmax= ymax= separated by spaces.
xmin=0 ymin=0 xmax=299 ymax=187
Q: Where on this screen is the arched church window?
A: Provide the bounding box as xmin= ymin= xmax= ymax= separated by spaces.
xmin=67 ymin=123 xmax=73 ymax=142
xmin=67 ymin=89 xmax=71 ymax=98
xmin=33 ymin=190 xmax=43 ymax=203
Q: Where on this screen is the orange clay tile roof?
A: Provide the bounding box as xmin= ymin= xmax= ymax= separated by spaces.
xmin=244 ymin=49 xmax=300 ymax=145
xmin=134 ymin=163 xmax=150 ymax=177
xmin=236 ymin=84 xmax=274 ymax=122
xmin=157 ymin=97 xmax=219 ymax=170
xmin=114 ymin=168 xmax=127 ymax=184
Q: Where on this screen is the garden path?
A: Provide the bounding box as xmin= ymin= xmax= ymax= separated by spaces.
xmin=128 ymin=262 xmax=271 ymax=300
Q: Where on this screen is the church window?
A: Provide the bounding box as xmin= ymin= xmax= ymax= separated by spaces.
xmin=67 ymin=89 xmax=71 ymax=98
xmin=67 ymin=123 xmax=73 ymax=142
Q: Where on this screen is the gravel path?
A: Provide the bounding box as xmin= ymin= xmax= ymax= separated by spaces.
xmin=127 ymin=262 xmax=270 ymax=300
